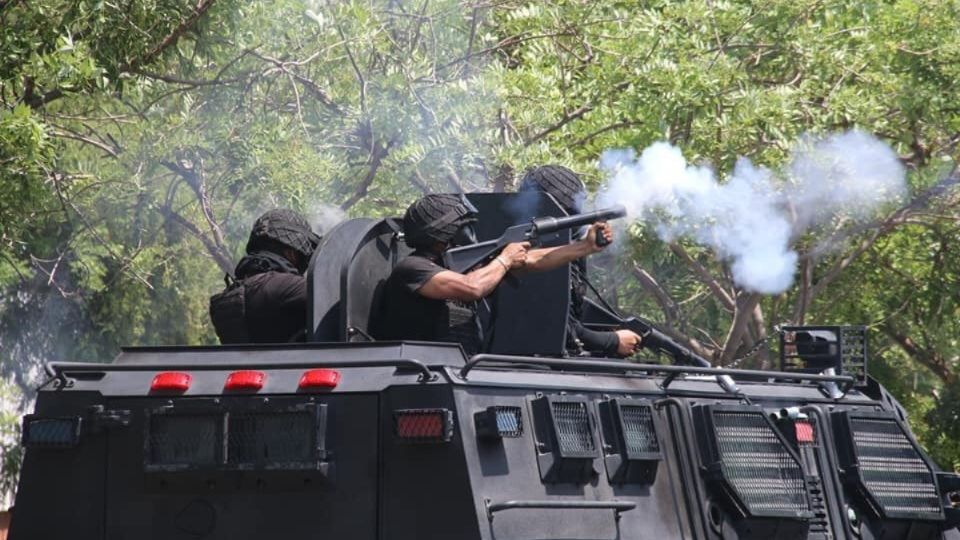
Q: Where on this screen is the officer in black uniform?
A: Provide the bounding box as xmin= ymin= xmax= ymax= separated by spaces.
xmin=376 ymin=193 xmax=614 ymax=355
xmin=374 ymin=194 xmax=527 ymax=354
xmin=209 ymin=209 xmax=321 ymax=344
xmin=519 ymin=164 xmax=643 ymax=357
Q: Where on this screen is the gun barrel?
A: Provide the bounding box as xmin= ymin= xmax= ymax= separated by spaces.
xmin=642 ymin=326 xmax=712 ymax=368
xmin=531 ymin=205 xmax=627 ymax=236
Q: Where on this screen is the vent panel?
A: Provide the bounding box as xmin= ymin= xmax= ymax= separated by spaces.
xmin=620 ymin=405 xmax=659 ymax=456
xmin=228 ymin=410 xmax=316 ymax=465
xmin=849 ymin=417 xmax=941 ymax=517
xmin=147 ymin=413 xmax=220 ymax=468
xmin=711 ymin=410 xmax=809 ymax=516
xmin=551 ymin=401 xmax=595 ymax=456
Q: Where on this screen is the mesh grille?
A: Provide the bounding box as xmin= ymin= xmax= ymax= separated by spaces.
xmin=228 ymin=411 xmax=315 ymax=464
xmin=551 ymin=401 xmax=595 ymax=455
xmin=620 ymin=405 xmax=659 ymax=455
xmin=840 ymin=327 xmax=868 ymax=385
xmin=395 ymin=409 xmax=452 ymax=442
xmin=713 ymin=411 xmax=808 ymax=514
xmin=850 ymin=417 xmax=940 ymax=516
xmin=148 ymin=414 xmax=219 ymax=466
xmin=493 ymin=406 xmax=522 ymax=437
xmin=25 ymin=418 xmax=79 ymax=447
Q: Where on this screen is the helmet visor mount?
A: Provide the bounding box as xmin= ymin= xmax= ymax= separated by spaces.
xmin=449 ymin=195 xmax=479 ymax=247
xmin=451 ymin=219 xmax=478 ymax=247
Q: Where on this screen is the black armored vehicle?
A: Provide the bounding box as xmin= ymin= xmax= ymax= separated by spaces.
xmin=11 ymin=193 xmax=960 ymax=540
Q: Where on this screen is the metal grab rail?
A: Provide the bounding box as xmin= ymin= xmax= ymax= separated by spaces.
xmin=461 ymin=354 xmax=855 ymax=390
xmin=484 ymin=499 xmax=637 ymax=522
xmin=46 ymin=358 xmax=437 ymax=384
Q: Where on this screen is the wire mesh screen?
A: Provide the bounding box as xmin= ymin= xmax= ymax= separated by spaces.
xmin=840 ymin=327 xmax=868 ymax=385
xmin=493 ymin=406 xmax=522 ymax=437
xmin=713 ymin=411 xmax=809 ymax=515
xmin=850 ymin=417 xmax=940 ymax=517
xmin=551 ymin=401 xmax=596 ymax=457
xmin=228 ymin=411 xmax=316 ymax=465
xmin=148 ymin=414 xmax=220 ymax=467
xmin=24 ymin=417 xmax=80 ymax=447
xmin=620 ymin=404 xmax=659 ymax=456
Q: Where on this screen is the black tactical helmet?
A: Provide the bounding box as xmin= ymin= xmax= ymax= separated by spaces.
xmin=403 ymin=194 xmax=478 ymax=249
xmin=519 ymin=164 xmax=586 ymax=214
xmin=245 ymin=208 xmax=321 ymax=260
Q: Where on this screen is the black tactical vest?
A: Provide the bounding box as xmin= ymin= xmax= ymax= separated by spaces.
xmin=209 ymin=280 xmax=250 ymax=344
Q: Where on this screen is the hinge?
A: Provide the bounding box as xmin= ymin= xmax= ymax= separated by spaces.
xmin=88 ymin=405 xmax=131 ymax=433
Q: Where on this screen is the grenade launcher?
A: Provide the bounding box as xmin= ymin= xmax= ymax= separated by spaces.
xmin=442 ymin=205 xmax=627 ymax=274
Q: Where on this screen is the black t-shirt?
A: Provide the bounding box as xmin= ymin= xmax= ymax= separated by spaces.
xmin=374 ymin=252 xmax=481 ymax=353
xmin=242 ymin=271 xmax=307 ymax=343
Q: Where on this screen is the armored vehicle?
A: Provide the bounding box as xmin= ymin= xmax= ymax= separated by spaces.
xmin=10 ymin=193 xmax=960 ymax=540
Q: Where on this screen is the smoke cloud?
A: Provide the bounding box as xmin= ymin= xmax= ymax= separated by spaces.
xmin=597 ymin=130 xmax=906 ymax=294
xmin=307 ymin=202 xmax=347 ymax=236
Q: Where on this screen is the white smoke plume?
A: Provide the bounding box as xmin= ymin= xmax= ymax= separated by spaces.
xmin=597 ymin=130 xmax=906 ymax=294
xmin=306 ymin=202 xmax=347 ymax=235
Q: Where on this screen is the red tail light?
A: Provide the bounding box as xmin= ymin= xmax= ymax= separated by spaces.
xmin=394 ymin=409 xmax=453 ymax=443
xmin=151 ymin=372 xmax=192 ymax=392
xmin=299 ymin=369 xmax=341 ymax=389
xmin=795 ymin=420 xmax=815 ymax=444
xmin=225 ymin=370 xmax=265 ymax=391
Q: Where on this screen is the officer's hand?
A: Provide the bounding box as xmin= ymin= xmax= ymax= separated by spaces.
xmin=501 ymin=242 xmax=530 ymax=269
xmin=586 ymin=222 xmax=613 ymax=252
xmin=615 ymin=329 xmax=643 ymax=357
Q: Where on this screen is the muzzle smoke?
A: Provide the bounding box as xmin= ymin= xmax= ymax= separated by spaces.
xmin=597 ymin=130 xmax=905 ymax=294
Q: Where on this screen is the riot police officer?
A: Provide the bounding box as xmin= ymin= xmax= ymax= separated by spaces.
xmin=374 ymin=194 xmax=527 ymax=354
xmin=209 ymin=209 xmax=321 ymax=344
xmin=376 ymin=193 xmax=613 ymax=355
xmin=519 ymin=164 xmax=643 ymax=357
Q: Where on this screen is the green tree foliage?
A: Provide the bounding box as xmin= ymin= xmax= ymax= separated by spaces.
xmin=0 ymin=379 xmax=22 ymax=508
xmin=1 ymin=0 xmax=959 ymax=501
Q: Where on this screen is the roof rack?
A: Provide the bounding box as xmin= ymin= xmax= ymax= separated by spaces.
xmin=45 ymin=358 xmax=437 ymax=386
xmin=460 ymin=354 xmax=856 ymax=394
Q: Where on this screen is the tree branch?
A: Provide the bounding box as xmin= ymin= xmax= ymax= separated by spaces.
xmin=244 ymin=49 xmax=344 ymax=114
xmin=669 ymin=243 xmax=735 ymax=311
xmin=882 ymin=323 xmax=956 ymax=384
xmin=48 ymin=128 xmax=121 ymax=158
xmin=571 ymin=120 xmax=643 ymax=148
xmin=159 ymin=204 xmax=234 ymax=275
xmin=161 ymin=157 xmax=231 ymax=268
xmin=22 ymin=0 xmax=218 ymax=110
xmin=119 ymin=0 xmax=219 ymax=73
xmin=750 ymin=302 xmax=770 ymax=365
xmin=801 ymin=167 xmax=960 ymax=309
xmin=340 ymin=141 xmax=392 ymax=210
xmin=719 ymin=292 xmax=761 ymax=365
xmin=525 ymin=104 xmax=593 ymax=147
xmin=631 ymin=265 xmax=679 ymax=327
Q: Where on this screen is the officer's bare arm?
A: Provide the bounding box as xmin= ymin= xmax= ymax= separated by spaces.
xmin=418 ymin=242 xmax=529 ymax=302
xmin=524 ymin=222 xmax=612 ymax=272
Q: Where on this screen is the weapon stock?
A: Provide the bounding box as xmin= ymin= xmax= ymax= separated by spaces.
xmin=442 ymin=205 xmax=626 ymax=274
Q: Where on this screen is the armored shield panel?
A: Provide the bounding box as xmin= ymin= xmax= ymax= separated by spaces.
xmin=308 ymin=217 xmax=410 ymax=342
xmin=466 ymin=192 xmax=571 ymax=356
